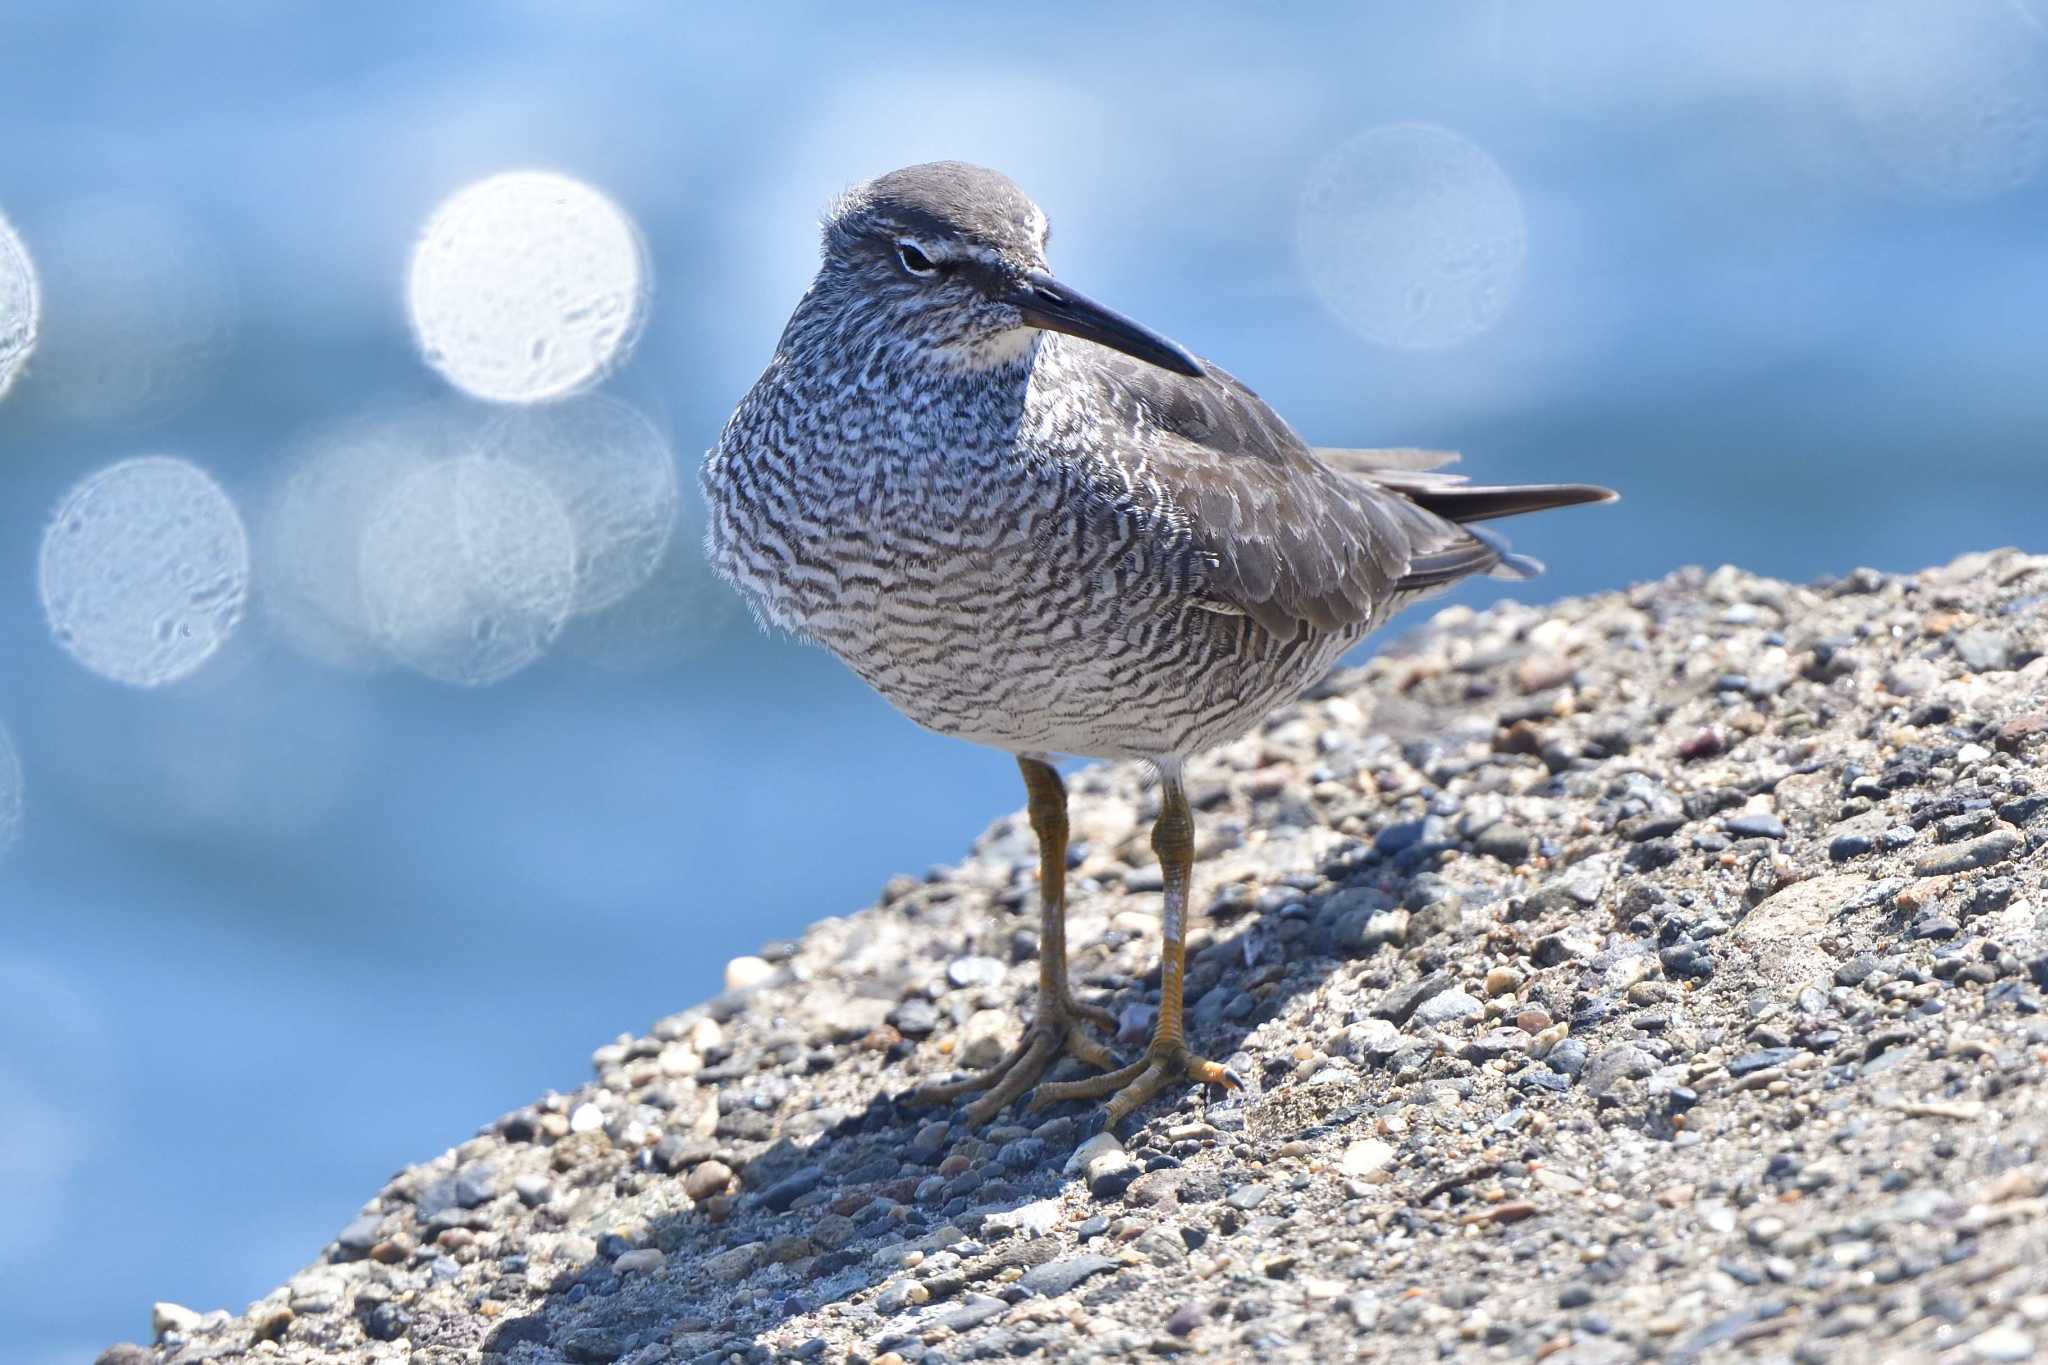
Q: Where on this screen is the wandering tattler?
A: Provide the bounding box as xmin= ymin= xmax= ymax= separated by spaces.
xmin=703 ymin=161 xmax=1616 ymax=1129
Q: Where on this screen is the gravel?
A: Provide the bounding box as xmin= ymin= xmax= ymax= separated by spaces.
xmin=104 ymin=552 xmax=2048 ymax=1365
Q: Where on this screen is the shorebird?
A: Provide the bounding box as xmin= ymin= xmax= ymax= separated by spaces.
xmin=703 ymin=162 xmax=1615 ymax=1129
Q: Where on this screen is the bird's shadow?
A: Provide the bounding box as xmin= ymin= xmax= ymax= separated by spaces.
xmin=481 ymin=704 xmax=1514 ymax=1365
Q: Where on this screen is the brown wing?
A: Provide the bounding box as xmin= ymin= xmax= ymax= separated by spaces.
xmin=1072 ymin=354 xmax=1608 ymax=637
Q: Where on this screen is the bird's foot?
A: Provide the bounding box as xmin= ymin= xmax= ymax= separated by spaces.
xmin=906 ymin=991 xmax=1119 ymax=1125
xmin=1027 ymin=1037 xmax=1242 ymax=1128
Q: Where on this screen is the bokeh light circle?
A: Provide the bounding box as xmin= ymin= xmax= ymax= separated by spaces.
xmin=39 ymin=457 xmax=250 ymax=688
xmin=1296 ymin=123 xmax=1527 ymax=350
xmin=256 ymin=407 xmax=465 ymax=672
xmin=0 ymin=724 xmax=21 ymax=863
xmin=478 ymin=395 xmax=679 ymax=614
xmin=0 ymin=212 xmax=37 ymax=401
xmin=359 ymin=453 xmax=578 ymax=685
xmin=408 ymin=171 xmax=648 ymax=403
xmin=1845 ymin=0 xmax=2048 ymax=200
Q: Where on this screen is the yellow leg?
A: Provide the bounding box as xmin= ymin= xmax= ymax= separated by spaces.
xmin=1030 ymin=769 xmax=1241 ymax=1127
xmin=907 ymin=756 xmax=1118 ymax=1124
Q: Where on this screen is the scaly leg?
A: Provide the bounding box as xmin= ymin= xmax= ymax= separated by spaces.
xmin=908 ymin=755 xmax=1119 ymax=1124
xmin=1030 ymin=767 xmax=1242 ymax=1127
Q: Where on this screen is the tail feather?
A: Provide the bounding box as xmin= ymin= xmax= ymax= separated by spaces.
xmin=1315 ymin=446 xmax=1618 ymax=525
xmin=1387 ymin=481 xmax=1618 ymax=525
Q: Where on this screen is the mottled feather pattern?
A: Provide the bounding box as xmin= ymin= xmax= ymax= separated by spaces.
xmin=703 ymin=162 xmax=1614 ymax=762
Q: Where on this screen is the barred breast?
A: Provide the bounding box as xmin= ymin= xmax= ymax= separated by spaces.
xmin=701 ymin=342 xmax=1355 ymax=762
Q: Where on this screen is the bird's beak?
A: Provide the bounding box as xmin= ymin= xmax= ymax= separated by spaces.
xmin=1005 ymin=269 xmax=1205 ymax=378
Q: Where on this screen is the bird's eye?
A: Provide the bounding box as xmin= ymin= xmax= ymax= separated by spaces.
xmin=896 ymin=242 xmax=938 ymax=277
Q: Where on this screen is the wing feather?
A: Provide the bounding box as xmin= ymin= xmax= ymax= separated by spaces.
xmin=1061 ymin=353 xmax=1615 ymax=634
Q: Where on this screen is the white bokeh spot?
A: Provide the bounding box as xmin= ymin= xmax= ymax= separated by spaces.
xmin=0 ymin=212 xmax=37 ymax=401
xmin=39 ymin=457 xmax=250 ymax=688
xmin=359 ymin=453 xmax=578 ymax=685
xmin=408 ymin=171 xmax=648 ymax=403
xmin=478 ymin=395 xmax=679 ymax=615
xmin=1845 ymin=0 xmax=2048 ymax=200
xmin=0 ymin=724 xmax=20 ymax=864
xmin=1297 ymin=123 xmax=1528 ymax=351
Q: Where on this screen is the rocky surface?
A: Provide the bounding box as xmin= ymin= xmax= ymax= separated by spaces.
xmin=108 ymin=552 xmax=2048 ymax=1365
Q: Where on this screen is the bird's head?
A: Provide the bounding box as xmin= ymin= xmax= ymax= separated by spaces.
xmin=812 ymin=161 xmax=1203 ymax=378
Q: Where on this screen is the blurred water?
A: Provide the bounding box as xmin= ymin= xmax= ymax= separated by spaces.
xmin=1 ymin=2 xmax=2045 ymax=1354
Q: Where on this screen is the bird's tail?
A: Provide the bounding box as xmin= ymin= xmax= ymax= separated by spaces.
xmin=1317 ymin=447 xmax=1618 ymax=586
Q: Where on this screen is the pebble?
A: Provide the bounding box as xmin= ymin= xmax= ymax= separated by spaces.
xmin=947 ymin=955 xmax=1007 ymax=989
xmin=1723 ymin=812 xmax=1786 ymax=840
xmin=889 ymin=998 xmax=940 ymax=1038
xmin=1339 ymin=1139 xmax=1395 ymax=1180
xmin=684 ymin=1160 xmax=734 ymax=1202
xmin=1885 ymin=658 xmax=1939 ymax=695
xmin=1411 ymin=987 xmax=1483 ymax=1028
xmin=1484 ymin=965 xmax=1523 ymax=997
xmin=1973 ymin=1325 xmax=2036 ymax=1361
xmin=1473 ymin=822 xmax=1534 ymax=864
xmin=568 ymin=1101 xmax=606 ymax=1134
xmin=1916 ymin=830 xmax=2020 ymax=876
xmin=151 ymin=1302 xmax=203 ymax=1339
xmin=613 ymin=1248 xmax=663 ymax=1274
xmin=1225 ymin=1182 xmax=1272 ymax=1210
xmin=757 ymin=1165 xmax=824 ymax=1211
xmin=702 ymin=1242 xmax=764 ymax=1283
xmin=724 ymin=954 xmax=776 ymax=991
xmin=1018 ymin=1254 xmax=1120 ymax=1297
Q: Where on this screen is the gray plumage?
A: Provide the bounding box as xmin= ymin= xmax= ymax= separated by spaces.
xmin=703 ymin=161 xmax=1614 ymax=763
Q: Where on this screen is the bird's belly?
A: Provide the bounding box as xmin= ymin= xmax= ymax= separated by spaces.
xmin=808 ymin=568 xmax=1351 ymax=761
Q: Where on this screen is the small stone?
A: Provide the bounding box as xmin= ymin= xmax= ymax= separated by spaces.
xmin=613 ymin=1247 xmax=663 ymax=1274
xmin=1723 ymin=813 xmax=1786 ymax=840
xmin=1884 ymin=659 xmax=1938 ymax=696
xmin=1729 ymin=1047 xmax=1799 ymax=1077
xmin=1829 ymin=833 xmax=1875 ymax=862
xmin=1973 ymin=1325 xmax=2035 ymax=1362
xmin=703 ymin=1241 xmax=764 ymax=1283
xmin=724 ymin=954 xmax=775 ymax=991
xmin=569 ymin=1101 xmax=606 ymax=1134
xmin=1411 ymin=987 xmax=1483 ymax=1028
xmin=1916 ymin=830 xmax=2019 ymax=876
xmin=1373 ymin=971 xmax=1457 ymax=1024
xmin=1225 ymin=1182 xmax=1272 ymax=1211
xmin=363 ymin=1302 xmax=409 ymax=1343
xmin=1584 ymin=1044 xmax=1657 ymax=1096
xmin=757 ymin=1165 xmax=825 ymax=1212
xmin=250 ymin=1305 xmax=293 ymax=1343
xmin=1166 ymin=1301 xmax=1205 ymax=1336
xmin=334 ymin=1212 xmax=383 ymax=1257
xmin=685 ymin=1160 xmax=735 ymax=1202
xmin=513 ymin=1174 xmax=555 ymax=1208
xmin=152 ymin=1302 xmax=203 ymax=1339
xmin=1339 ymin=1139 xmax=1395 ymax=1181
xmin=1484 ymin=966 xmax=1524 ymax=997
xmin=1018 ymin=1253 xmax=1119 ymax=1297
xmin=889 ymin=998 xmax=940 ymax=1038
xmin=1473 ymin=822 xmax=1535 ymax=864
xmin=1953 ymin=628 xmax=2014 ymax=673
xmin=947 ymin=955 xmax=1007 ymax=989
xmin=948 ymin=1008 xmax=1011 ymax=1068
xmin=454 ymin=1162 xmax=497 ymax=1208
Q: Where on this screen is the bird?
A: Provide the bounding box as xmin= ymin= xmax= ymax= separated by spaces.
xmin=702 ymin=161 xmax=1615 ymax=1130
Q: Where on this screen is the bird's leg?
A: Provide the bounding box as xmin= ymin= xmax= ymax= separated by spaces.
xmin=907 ymin=756 xmax=1119 ymax=1124
xmin=1029 ymin=769 xmax=1241 ymax=1127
